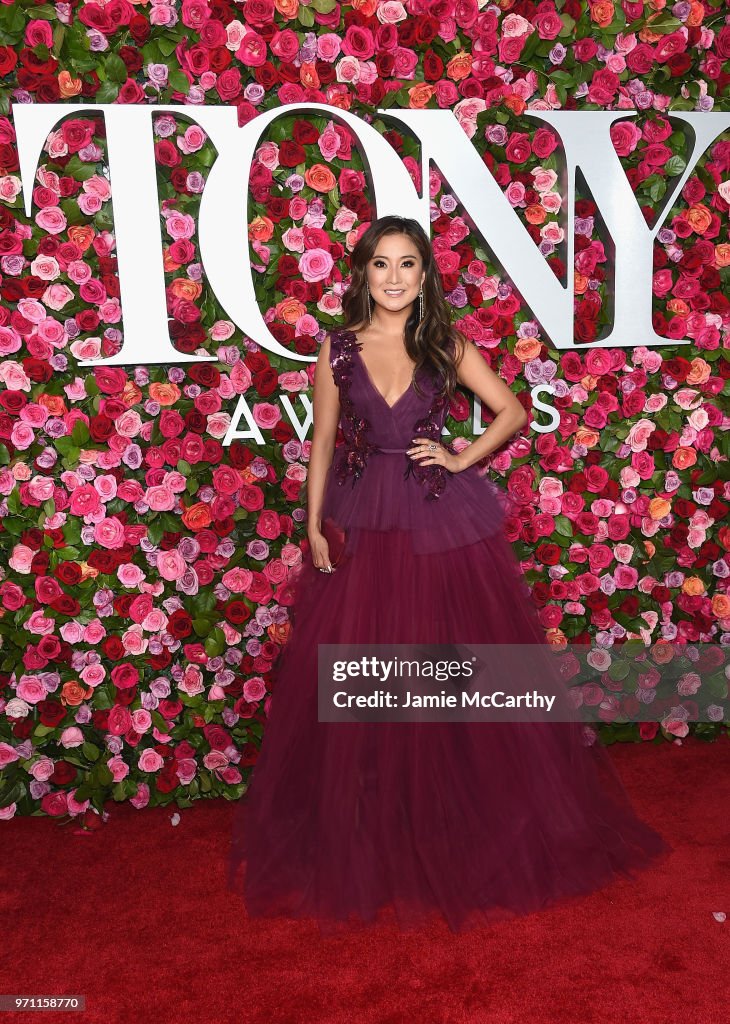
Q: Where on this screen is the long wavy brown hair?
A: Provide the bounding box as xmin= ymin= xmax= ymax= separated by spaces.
xmin=340 ymin=215 xmax=465 ymax=402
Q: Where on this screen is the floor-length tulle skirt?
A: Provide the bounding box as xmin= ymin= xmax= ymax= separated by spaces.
xmin=227 ymin=525 xmax=671 ymax=935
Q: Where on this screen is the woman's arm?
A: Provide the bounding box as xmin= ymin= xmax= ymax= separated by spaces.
xmin=452 ymin=336 xmax=528 ymax=471
xmin=306 ymin=334 xmax=341 ymax=536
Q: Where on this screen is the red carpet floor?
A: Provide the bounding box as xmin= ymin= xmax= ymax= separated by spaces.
xmin=1 ymin=735 xmax=728 ymax=1024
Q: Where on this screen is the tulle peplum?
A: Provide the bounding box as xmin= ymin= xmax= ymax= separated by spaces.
xmin=226 ymin=328 xmax=671 ymax=935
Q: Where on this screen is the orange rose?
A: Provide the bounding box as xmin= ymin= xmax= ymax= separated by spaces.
xmin=327 ymin=91 xmax=352 ymax=112
xmin=574 ymin=271 xmax=589 ymax=295
xmin=249 ymin=215 xmax=274 ymax=243
xmin=149 ymin=382 xmax=182 ymax=406
xmin=525 ymin=204 xmax=546 ymax=225
xmin=651 ymin=641 xmax=676 ymax=665
xmin=351 ymin=0 xmax=377 ymax=14
xmin=643 ymin=540 xmax=656 ymax=558
xmin=575 ymin=426 xmax=600 ymax=449
xmin=121 ymin=380 xmax=143 ymax=408
xmin=579 ymin=374 xmax=599 ymax=392
xmin=181 ymin=501 xmax=213 ymax=531
xmin=714 ymin=243 xmax=730 ymax=268
xmin=61 ymin=681 xmax=92 ymax=707
xmin=38 ymin=394 xmax=67 ymax=416
xmin=686 ymin=0 xmax=703 ymax=25
xmin=275 ymin=0 xmax=299 ymax=18
xmin=648 ymin=0 xmax=667 ymax=9
xmin=711 ymin=594 xmax=730 ymax=619
xmin=639 ymin=25 xmax=663 ymax=43
xmin=447 ymin=52 xmax=472 ymax=81
xmin=686 ymin=357 xmax=711 ymax=386
xmin=672 ymin=446 xmax=697 ymax=470
xmin=67 ymin=225 xmax=95 ymax=252
xmin=300 ymin=62 xmax=320 ymax=89
xmin=545 ymin=628 xmax=567 ymax=648
xmin=686 ymin=203 xmax=712 ymax=234
xmin=304 ymin=163 xmax=337 ymax=193
xmin=649 ymin=497 xmax=671 ymax=520
xmin=78 ymin=562 xmax=100 ymax=583
xmin=666 ymin=298 xmax=690 ymax=315
xmin=504 ymin=94 xmax=526 ymax=117
xmin=163 ymin=248 xmax=182 ymax=273
xmin=277 ymin=296 xmax=306 ymax=324
xmin=513 ymin=337 xmax=542 ymax=362
xmin=58 ymin=70 xmax=82 ymax=99
xmin=682 ymin=576 xmax=705 ymax=596
xmin=408 ymin=83 xmax=435 ymax=109
xmin=169 ymin=278 xmax=202 ymax=301
xmin=589 ymin=1 xmax=615 ymax=28
xmin=268 ymin=621 xmax=291 ymax=646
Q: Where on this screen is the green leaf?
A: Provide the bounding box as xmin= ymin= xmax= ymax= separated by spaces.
xmin=554 ymin=515 xmax=574 ymax=538
xmin=168 ymin=69 xmax=191 ymax=95
xmin=646 ymin=14 xmax=682 ymax=33
xmin=51 ymin=23 xmax=65 ymax=56
xmin=95 ymin=80 xmax=120 ymax=103
xmin=105 ymin=52 xmax=128 ymax=84
xmin=157 ymin=35 xmax=180 ymax=57
xmin=0 ymin=780 xmax=25 ymax=809
xmin=82 ymin=742 xmax=101 ymax=761
xmin=664 ymin=155 xmax=686 ymax=177
xmin=72 ymin=420 xmax=90 ymax=445
xmin=298 ymin=4 xmax=315 ymax=26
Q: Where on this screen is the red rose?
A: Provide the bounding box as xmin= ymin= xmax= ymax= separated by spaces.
xmin=505 ymin=132 xmax=531 ymax=163
xmin=37 ymin=700 xmax=67 ymax=728
xmin=279 ymin=140 xmax=306 ymax=167
xmin=0 ymin=46 xmax=18 ymax=78
xmin=536 ymin=543 xmax=562 ymax=566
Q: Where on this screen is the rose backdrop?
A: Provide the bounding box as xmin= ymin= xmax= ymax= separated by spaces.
xmin=0 ymin=0 xmax=728 ymax=824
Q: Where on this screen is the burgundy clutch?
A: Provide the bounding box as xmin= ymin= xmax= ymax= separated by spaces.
xmin=320 ymin=516 xmax=347 ymax=569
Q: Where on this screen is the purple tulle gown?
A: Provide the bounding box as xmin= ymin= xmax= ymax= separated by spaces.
xmin=227 ymin=327 xmax=670 ymax=935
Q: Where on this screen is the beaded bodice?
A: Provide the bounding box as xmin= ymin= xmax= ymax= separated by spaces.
xmin=328 ymin=328 xmax=456 ymax=501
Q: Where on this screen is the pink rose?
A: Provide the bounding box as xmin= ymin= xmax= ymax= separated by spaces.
xmin=299 ymin=248 xmax=334 ymax=283
xmin=16 ymin=677 xmax=46 ymax=704
xmin=94 ymin=517 xmax=126 ymax=549
xmin=117 ymin=565 xmax=144 ymax=589
xmin=317 ymin=33 xmax=341 ymax=62
xmin=138 ymin=749 xmax=164 ymax=772
xmin=84 ymin=621 xmax=106 ymax=644
xmin=80 ymin=664 xmax=106 ymax=688
xmin=60 ymin=726 xmax=84 ymax=748
xmin=157 ymin=550 xmax=186 ymax=581
xmin=146 ymin=483 xmax=176 ymax=512
xmin=0 ymin=743 xmax=20 ymax=768
xmin=108 ymin=755 xmax=130 ymax=783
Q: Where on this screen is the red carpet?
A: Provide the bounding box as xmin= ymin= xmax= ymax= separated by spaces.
xmin=1 ymin=735 xmax=728 ymax=1024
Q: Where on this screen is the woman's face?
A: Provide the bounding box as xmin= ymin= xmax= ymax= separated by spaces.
xmin=365 ymin=232 xmax=426 ymax=317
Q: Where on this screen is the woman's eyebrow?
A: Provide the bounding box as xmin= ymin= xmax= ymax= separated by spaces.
xmin=371 ymin=253 xmax=419 ymax=260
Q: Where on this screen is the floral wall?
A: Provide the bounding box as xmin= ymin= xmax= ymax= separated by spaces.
xmin=0 ymin=0 xmax=728 ymax=824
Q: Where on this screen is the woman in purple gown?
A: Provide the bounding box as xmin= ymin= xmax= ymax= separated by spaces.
xmin=227 ymin=216 xmax=670 ymax=935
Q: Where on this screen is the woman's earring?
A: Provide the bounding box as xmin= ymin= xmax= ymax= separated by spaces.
xmin=366 ymin=283 xmax=373 ymax=325
xmin=419 ymin=288 xmax=424 ymax=322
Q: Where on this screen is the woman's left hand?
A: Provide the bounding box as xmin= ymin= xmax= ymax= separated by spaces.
xmin=407 ymin=438 xmax=465 ymax=474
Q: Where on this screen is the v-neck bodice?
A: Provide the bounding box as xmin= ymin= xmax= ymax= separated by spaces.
xmin=352 ymin=334 xmax=419 ymax=413
xmin=321 ymin=326 xmax=511 ymax=552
